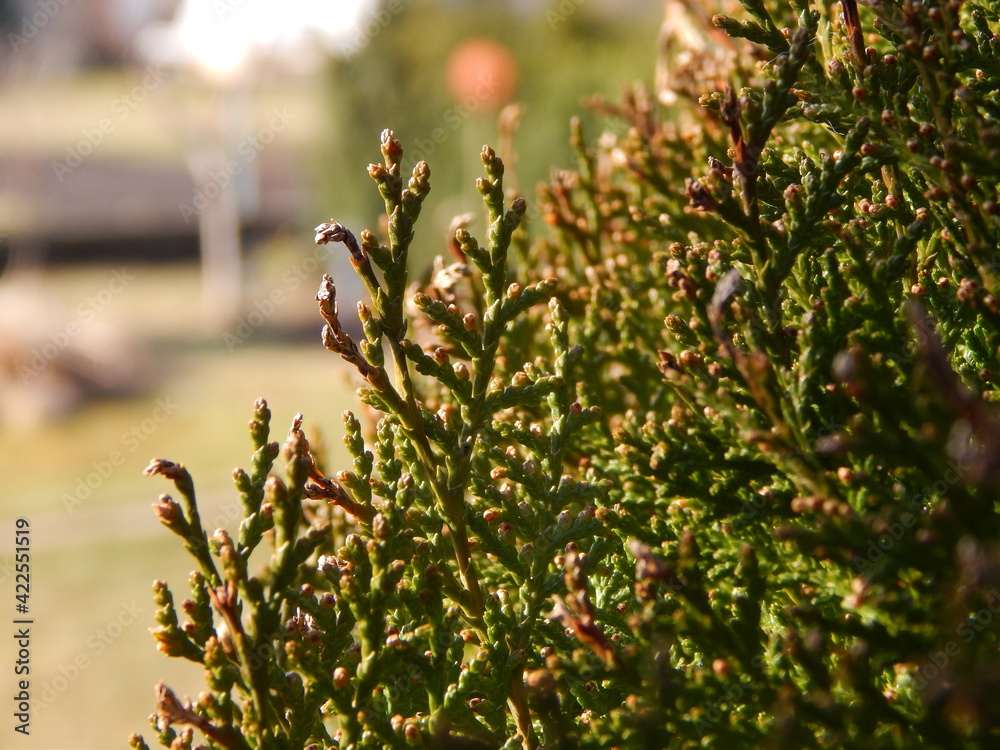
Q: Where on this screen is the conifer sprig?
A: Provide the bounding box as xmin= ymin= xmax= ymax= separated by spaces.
xmin=136 ymin=2 xmax=1000 ymax=747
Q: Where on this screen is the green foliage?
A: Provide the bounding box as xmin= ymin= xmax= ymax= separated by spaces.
xmin=135 ymin=0 xmax=1000 ymax=748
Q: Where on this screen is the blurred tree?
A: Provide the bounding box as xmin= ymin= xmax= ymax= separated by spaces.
xmin=321 ymin=0 xmax=661 ymax=265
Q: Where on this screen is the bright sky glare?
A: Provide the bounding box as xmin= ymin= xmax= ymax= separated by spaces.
xmin=140 ymin=0 xmax=373 ymax=77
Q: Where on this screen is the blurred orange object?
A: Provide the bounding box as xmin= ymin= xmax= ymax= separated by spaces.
xmin=445 ymin=38 xmax=518 ymax=111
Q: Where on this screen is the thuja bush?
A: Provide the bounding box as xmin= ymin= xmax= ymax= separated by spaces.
xmin=132 ymin=0 xmax=1000 ymax=748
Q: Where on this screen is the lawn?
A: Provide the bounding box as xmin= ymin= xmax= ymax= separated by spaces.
xmin=0 ymin=261 xmax=360 ymax=749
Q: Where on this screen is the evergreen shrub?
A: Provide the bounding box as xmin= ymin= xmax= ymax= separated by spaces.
xmin=133 ymin=0 xmax=1000 ymax=747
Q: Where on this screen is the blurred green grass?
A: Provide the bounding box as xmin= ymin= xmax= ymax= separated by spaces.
xmin=0 ymin=261 xmax=357 ymax=749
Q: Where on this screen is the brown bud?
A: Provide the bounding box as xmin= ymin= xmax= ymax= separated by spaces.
xmin=333 ymin=667 xmax=350 ymax=689
xmin=712 ymin=658 xmax=731 ymax=677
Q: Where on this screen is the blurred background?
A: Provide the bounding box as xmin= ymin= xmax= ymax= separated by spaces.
xmin=0 ymin=0 xmax=663 ymax=746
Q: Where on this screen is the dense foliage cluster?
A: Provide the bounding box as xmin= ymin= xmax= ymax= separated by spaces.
xmin=134 ymin=0 xmax=1000 ymax=747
